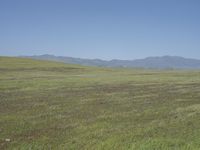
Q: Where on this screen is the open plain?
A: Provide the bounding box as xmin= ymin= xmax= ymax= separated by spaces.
xmin=1 ymin=57 xmax=200 ymax=149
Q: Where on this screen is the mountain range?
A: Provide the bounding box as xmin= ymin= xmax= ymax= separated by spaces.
xmin=20 ymin=54 xmax=200 ymax=69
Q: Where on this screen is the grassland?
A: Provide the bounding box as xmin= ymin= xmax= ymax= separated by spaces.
xmin=1 ymin=56 xmax=200 ymax=149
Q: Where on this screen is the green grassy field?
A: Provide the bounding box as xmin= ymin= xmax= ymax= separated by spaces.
xmin=1 ymin=56 xmax=200 ymax=149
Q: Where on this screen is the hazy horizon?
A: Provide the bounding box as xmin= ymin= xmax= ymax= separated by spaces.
xmin=1 ymin=0 xmax=200 ymax=60
xmin=2 ymin=1 xmax=200 ymax=148
xmin=1 ymin=54 xmax=200 ymax=61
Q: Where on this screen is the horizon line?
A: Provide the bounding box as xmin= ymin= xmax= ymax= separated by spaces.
xmin=1 ymin=54 xmax=200 ymax=61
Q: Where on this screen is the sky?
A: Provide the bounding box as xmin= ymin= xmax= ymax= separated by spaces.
xmin=0 ymin=0 xmax=200 ymax=60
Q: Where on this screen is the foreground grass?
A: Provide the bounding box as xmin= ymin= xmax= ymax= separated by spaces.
xmin=1 ymin=56 xmax=200 ymax=149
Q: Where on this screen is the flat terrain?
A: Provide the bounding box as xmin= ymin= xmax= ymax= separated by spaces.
xmin=1 ymin=57 xmax=200 ymax=150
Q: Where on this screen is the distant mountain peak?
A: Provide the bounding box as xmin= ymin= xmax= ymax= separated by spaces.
xmin=19 ymin=55 xmax=200 ymax=69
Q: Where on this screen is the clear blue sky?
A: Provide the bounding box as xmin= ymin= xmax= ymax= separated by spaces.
xmin=0 ymin=0 xmax=200 ymax=60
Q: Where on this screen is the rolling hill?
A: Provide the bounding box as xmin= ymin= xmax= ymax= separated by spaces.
xmin=1 ymin=56 xmax=200 ymax=149
xmin=21 ymin=54 xmax=200 ymax=69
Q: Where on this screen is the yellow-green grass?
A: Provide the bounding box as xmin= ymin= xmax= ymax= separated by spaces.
xmin=1 ymin=56 xmax=200 ymax=149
